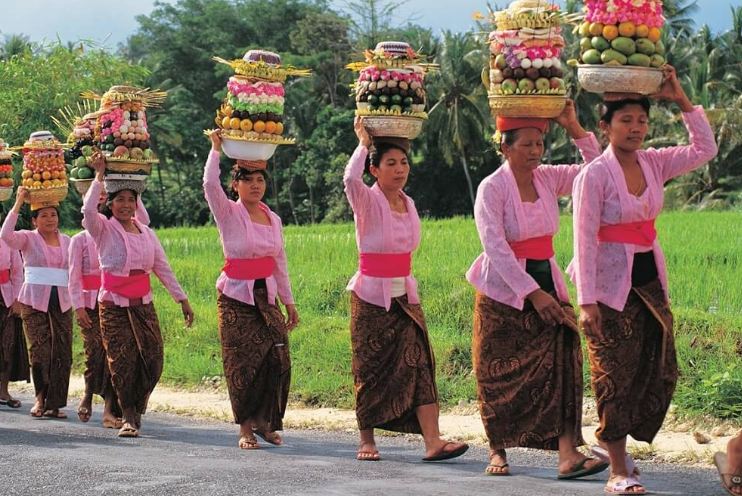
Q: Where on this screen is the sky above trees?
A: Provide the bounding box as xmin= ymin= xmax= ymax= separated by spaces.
xmin=2 ymin=0 xmax=734 ymax=49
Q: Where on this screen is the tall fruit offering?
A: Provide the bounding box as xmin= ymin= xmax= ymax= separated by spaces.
xmin=0 ymin=139 xmax=15 ymax=201
xmin=20 ymin=131 xmax=68 ymax=210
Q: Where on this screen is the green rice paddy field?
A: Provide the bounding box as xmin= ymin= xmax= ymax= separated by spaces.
xmin=73 ymin=211 xmax=742 ymax=419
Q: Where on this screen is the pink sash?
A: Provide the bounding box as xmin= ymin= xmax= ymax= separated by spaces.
xmin=509 ymin=235 xmax=555 ymax=260
xmin=359 ymin=252 xmax=411 ymax=278
xmin=102 ymin=272 xmax=151 ymax=299
xmin=82 ymin=273 xmax=102 ymax=291
xmin=0 ymin=269 xmax=10 ymax=285
xmin=222 ymin=257 xmax=276 ymax=280
xmin=598 ymin=219 xmax=657 ymax=247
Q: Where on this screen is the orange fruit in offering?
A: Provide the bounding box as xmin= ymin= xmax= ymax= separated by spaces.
xmin=221 ymin=116 xmax=231 ymax=129
xmin=648 ymin=27 xmax=661 ymax=42
xmin=602 ymin=24 xmax=619 ymax=41
xmin=264 ymin=121 xmax=277 ymax=134
xmin=0 ymin=178 xmax=11 ymax=187
xmin=32 ymin=180 xmax=41 ymax=189
xmin=32 ymin=173 xmax=41 ymax=181
xmin=42 ymin=180 xmax=52 ymax=188
xmin=240 ymin=119 xmax=253 ymax=132
xmin=21 ymin=170 xmax=32 ymax=179
xmin=275 ymin=122 xmax=284 ymax=135
xmin=229 ymin=117 xmax=241 ymax=130
xmin=253 ymin=120 xmax=266 ymax=133
xmin=618 ymin=22 xmax=636 ymax=37
xmin=635 ymin=24 xmax=650 ymax=38
xmin=588 ymin=22 xmax=604 ymax=36
xmin=42 ymin=171 xmax=51 ymax=180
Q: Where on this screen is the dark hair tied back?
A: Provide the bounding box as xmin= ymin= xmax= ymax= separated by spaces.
xmin=600 ymin=97 xmax=651 ymax=124
xmin=364 ymin=142 xmax=410 ymax=175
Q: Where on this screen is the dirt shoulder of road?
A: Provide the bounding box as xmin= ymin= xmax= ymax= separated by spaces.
xmin=14 ymin=376 xmax=738 ymax=466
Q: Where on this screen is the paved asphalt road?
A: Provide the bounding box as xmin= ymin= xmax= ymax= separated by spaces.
xmin=0 ymin=393 xmax=724 ymax=496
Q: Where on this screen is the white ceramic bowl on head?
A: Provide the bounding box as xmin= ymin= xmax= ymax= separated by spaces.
xmin=222 ymin=137 xmax=279 ymax=161
xmin=577 ymin=65 xmax=664 ymax=95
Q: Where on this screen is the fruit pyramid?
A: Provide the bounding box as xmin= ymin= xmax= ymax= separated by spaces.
xmin=0 ymin=139 xmax=14 ymax=195
xmin=20 ymin=131 xmax=68 ymax=205
xmin=83 ymin=86 xmax=166 ymax=174
xmin=577 ymin=0 xmax=666 ymax=67
xmin=213 ymin=50 xmax=310 ymax=143
xmin=487 ymin=0 xmax=567 ymax=97
xmin=349 ymin=41 xmax=430 ymax=117
xmin=52 ymin=102 xmax=98 ymax=182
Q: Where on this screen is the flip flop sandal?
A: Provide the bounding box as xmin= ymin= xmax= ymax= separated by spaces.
xmin=238 ymin=434 xmax=259 ymax=450
xmin=714 ymin=452 xmax=742 ymax=496
xmin=558 ymin=457 xmax=610 ymax=480
xmin=604 ymin=476 xmax=646 ymax=495
xmin=102 ymin=417 xmax=124 ymax=429
xmin=43 ymin=409 xmax=68 ymax=419
xmin=356 ymin=449 xmax=381 ymax=461
xmin=485 ymin=462 xmax=510 ymax=476
xmin=118 ymin=423 xmax=139 ymax=438
xmin=591 ymin=446 xmax=641 ymax=479
xmin=0 ymin=398 xmax=21 ymax=408
xmin=254 ymin=429 xmax=283 ymax=446
xmin=422 ymin=442 xmax=469 ymax=462
xmin=30 ymin=406 xmax=44 ymax=418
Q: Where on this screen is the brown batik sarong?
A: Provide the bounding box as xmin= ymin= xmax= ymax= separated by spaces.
xmin=472 ymin=292 xmax=584 ymax=451
xmin=585 ymin=278 xmax=677 ymax=443
xmin=217 ymin=290 xmax=291 ymax=431
xmin=0 ymin=304 xmax=30 ymax=383
xmin=80 ymin=304 xmax=119 ymax=413
xmin=20 ymin=293 xmax=73 ymax=411
xmin=350 ymin=292 xmax=438 ymax=434
xmin=99 ymin=301 xmax=163 ymax=416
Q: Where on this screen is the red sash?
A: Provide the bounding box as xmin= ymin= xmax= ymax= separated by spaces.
xmin=598 ymin=219 xmax=656 ymax=247
xmin=82 ymin=273 xmax=102 ymax=291
xmin=222 ymin=257 xmax=276 ymax=280
xmin=102 ymin=272 xmax=151 ymax=299
xmin=509 ymin=235 xmax=555 ymax=260
xmin=0 ymin=269 xmax=10 ymax=285
xmin=359 ymin=252 xmax=412 ymax=278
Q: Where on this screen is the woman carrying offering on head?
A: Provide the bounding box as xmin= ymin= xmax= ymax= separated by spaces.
xmin=204 ymin=130 xmax=298 ymax=450
xmin=0 ymin=230 xmax=26 ymax=411
xmin=1 ymin=192 xmax=72 ymax=419
xmin=69 ymin=189 xmax=150 ymax=428
xmin=83 ymin=153 xmax=194 ymax=438
xmin=344 ymin=116 xmax=469 ymax=463
xmin=467 ymin=100 xmax=607 ymax=478
xmin=568 ymin=66 xmax=718 ymax=495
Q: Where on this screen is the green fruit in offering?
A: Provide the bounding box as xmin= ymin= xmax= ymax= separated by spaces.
xmin=77 ymin=167 xmax=94 ymax=179
xmin=636 ymin=38 xmax=656 ymax=55
xmin=403 ymin=96 xmax=414 ymax=106
xmin=143 ymin=149 xmax=155 ymax=160
xmin=70 ymin=167 xmax=79 ymax=179
xmin=582 ymin=49 xmax=603 ymax=65
xmin=74 ymin=156 xmax=87 ymax=168
xmin=391 ymin=94 xmax=402 ymax=104
xmin=611 ymin=37 xmax=636 ymax=56
xmin=81 ymin=145 xmax=94 ymax=157
xmin=654 ymin=40 xmax=666 ymax=55
xmin=591 ymin=36 xmax=610 ymax=51
xmin=378 ymin=95 xmax=390 ymax=104
xmin=580 ymin=37 xmax=593 ymax=51
xmin=494 ymin=54 xmax=507 ymax=69
xmin=601 ymin=49 xmax=628 ymax=65
xmin=367 ymin=94 xmax=378 ymax=105
xmin=578 ymin=22 xmax=591 ymax=37
xmin=650 ymin=54 xmax=665 ymax=67
xmin=628 ymin=53 xmax=652 ymax=67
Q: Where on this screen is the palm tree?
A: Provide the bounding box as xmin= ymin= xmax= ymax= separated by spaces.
xmin=0 ymin=34 xmax=32 ymax=61
xmin=426 ymin=30 xmax=490 ymax=207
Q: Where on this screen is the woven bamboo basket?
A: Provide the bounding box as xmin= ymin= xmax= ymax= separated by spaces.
xmin=105 ymin=159 xmax=153 ymax=175
xmin=28 ymin=186 xmax=68 ymax=204
xmin=488 ymin=94 xmax=567 ymax=118
xmin=361 ymin=115 xmax=424 ymax=140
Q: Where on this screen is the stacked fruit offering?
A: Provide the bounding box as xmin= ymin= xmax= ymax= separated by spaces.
xmin=213 ymin=50 xmax=309 ymax=142
xmin=20 ymin=131 xmax=68 ymax=205
xmin=577 ymin=0 xmax=665 ymax=67
xmin=85 ymin=86 xmax=166 ymax=175
xmin=351 ymin=42 xmax=428 ymax=117
xmin=487 ymin=0 xmax=566 ymax=97
xmin=0 ymin=139 xmax=14 ymax=200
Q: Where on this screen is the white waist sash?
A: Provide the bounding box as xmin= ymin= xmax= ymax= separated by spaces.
xmin=25 ymin=267 xmax=69 ymax=287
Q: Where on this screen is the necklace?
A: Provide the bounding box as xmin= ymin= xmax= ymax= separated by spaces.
xmin=630 ymin=173 xmax=646 ymax=197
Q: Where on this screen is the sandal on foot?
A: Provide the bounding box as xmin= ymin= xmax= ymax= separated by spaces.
xmin=558 ymin=457 xmax=610 ymax=480
xmin=485 ymin=462 xmax=510 ymax=476
xmin=77 ymin=406 xmax=91 ymax=423
xmin=422 ymin=441 xmax=469 ymax=462
xmin=254 ymin=429 xmax=283 ymax=446
xmin=30 ymin=405 xmax=44 ymax=418
xmin=591 ymin=446 xmax=641 ymax=479
xmin=43 ymin=409 xmax=68 ymax=419
xmin=238 ymin=433 xmax=259 ymax=450
xmin=118 ymin=422 xmax=139 ymax=438
xmin=714 ymin=452 xmax=742 ymax=496
xmin=357 ymin=449 xmax=381 ymax=461
xmin=604 ymin=476 xmax=646 ymax=495
xmin=0 ymin=398 xmax=21 ymax=408
xmin=102 ymin=417 xmax=124 ymax=429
